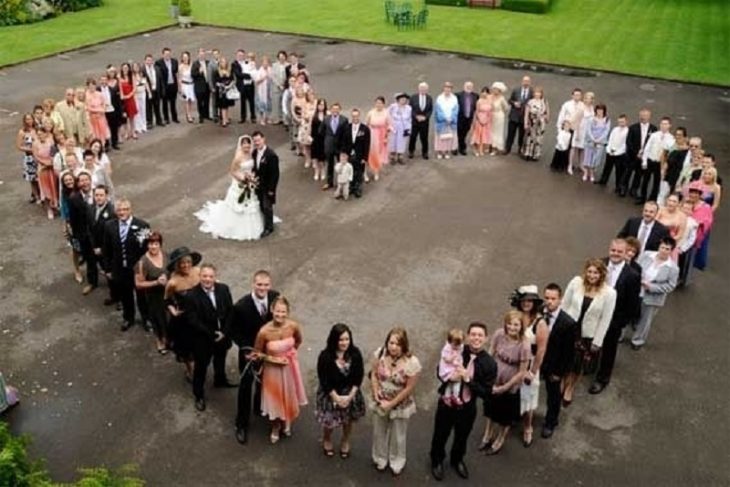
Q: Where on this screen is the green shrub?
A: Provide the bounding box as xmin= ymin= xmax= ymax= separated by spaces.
xmin=425 ymin=0 xmax=467 ymax=6
xmin=170 ymin=0 xmax=179 ymax=6
xmin=178 ymin=0 xmax=191 ymax=16
xmin=50 ymin=0 xmax=104 ymax=12
xmin=0 ymin=0 xmax=31 ymax=26
xmin=501 ymin=0 xmax=551 ymax=14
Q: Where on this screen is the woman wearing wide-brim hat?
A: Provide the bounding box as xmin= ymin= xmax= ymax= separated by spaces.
xmin=164 ymin=246 xmax=203 ymax=381
xmin=489 ymin=82 xmax=510 ymax=155
xmin=387 ymin=93 xmax=412 ymax=165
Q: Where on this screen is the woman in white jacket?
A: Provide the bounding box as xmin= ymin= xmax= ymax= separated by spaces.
xmin=561 ymin=258 xmax=616 ymax=405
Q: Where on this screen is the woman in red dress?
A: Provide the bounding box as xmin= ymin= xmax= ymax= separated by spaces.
xmin=119 ymin=62 xmax=138 ymax=141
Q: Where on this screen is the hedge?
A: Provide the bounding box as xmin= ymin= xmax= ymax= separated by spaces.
xmin=425 ymin=0 xmax=468 ymax=6
xmin=501 ymin=0 xmax=551 ymax=14
xmin=0 ymin=0 xmax=103 ymax=26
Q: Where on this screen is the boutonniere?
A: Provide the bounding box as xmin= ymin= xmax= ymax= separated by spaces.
xmin=131 ymin=225 xmax=139 ymax=230
xmin=102 ymin=211 xmax=108 ymax=219
xmin=357 ymin=130 xmax=364 ymax=137
xmin=135 ymin=228 xmax=151 ymax=245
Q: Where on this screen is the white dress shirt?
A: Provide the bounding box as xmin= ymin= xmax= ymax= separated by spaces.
xmin=637 ymin=220 xmax=655 ymax=253
xmin=557 ymin=100 xmax=579 ymax=129
xmin=556 ymin=129 xmax=572 ymax=151
xmin=606 ymin=126 xmax=628 ymax=156
xmin=639 ymin=122 xmax=649 ymax=153
xmin=607 ymin=260 xmax=625 ymax=288
xmin=642 ymin=131 xmax=675 ymax=166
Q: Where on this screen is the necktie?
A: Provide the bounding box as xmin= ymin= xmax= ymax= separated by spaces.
xmin=208 ymin=290 xmax=216 ymax=309
xmin=638 ymin=223 xmax=649 ymax=251
xmin=331 ymin=116 xmax=338 ymax=133
xmin=119 ymin=221 xmax=129 ymax=267
xmin=522 ymin=88 xmax=527 ymax=101
xmin=464 ymin=95 xmax=471 ymax=118
xmin=259 ymin=301 xmax=267 ymax=317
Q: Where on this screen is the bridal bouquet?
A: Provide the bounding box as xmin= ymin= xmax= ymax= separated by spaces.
xmin=237 ymin=173 xmax=259 ymax=204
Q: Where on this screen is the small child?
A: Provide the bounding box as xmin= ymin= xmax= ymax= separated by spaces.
xmin=439 ymin=329 xmax=468 ymax=407
xmin=334 ymin=152 xmax=354 ymax=200
xmin=550 ymin=120 xmax=572 ymax=172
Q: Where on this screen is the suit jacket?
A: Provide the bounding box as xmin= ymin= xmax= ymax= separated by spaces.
xmin=409 ymin=93 xmax=433 ymax=122
xmin=603 ymin=258 xmax=641 ymax=329
xmin=252 ymin=146 xmax=280 ymax=204
xmin=155 ymin=57 xmax=179 ymax=87
xmin=626 ymin=122 xmax=657 ymax=161
xmin=341 ymin=122 xmax=371 ymax=163
xmin=637 ymin=252 xmax=679 ymax=307
xmin=143 ymin=63 xmax=164 ymax=95
xmin=320 ymin=114 xmax=348 ymax=156
xmin=67 ymin=191 xmax=93 ymax=242
xmin=541 ymin=310 xmax=577 ymax=378
xmin=231 ymin=60 xmax=253 ymax=90
xmin=562 ymin=276 xmax=617 ymax=348
xmin=617 ymin=217 xmax=670 ymax=252
xmin=191 ymin=60 xmax=211 ymax=94
xmin=107 ymin=82 xmax=123 ymax=117
xmin=89 ymin=202 xmax=115 ymax=250
xmin=456 ymin=91 xmax=478 ymax=121
xmin=508 ymin=86 xmax=534 ymax=122
xmin=185 ymin=283 xmax=233 ymax=345
xmin=226 ymin=290 xmax=280 ymax=348
xmin=102 ymin=216 xmax=149 ymax=275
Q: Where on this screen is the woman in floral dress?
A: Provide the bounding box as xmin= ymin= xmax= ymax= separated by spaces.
xmin=521 ymin=87 xmax=550 ymax=161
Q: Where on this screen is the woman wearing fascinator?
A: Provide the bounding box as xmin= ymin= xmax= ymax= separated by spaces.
xmin=195 ymin=135 xmax=269 ymax=240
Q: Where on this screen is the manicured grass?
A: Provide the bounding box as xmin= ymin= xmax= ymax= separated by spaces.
xmin=0 ymin=0 xmax=172 ymax=66
xmin=1 ymin=0 xmax=728 ymax=86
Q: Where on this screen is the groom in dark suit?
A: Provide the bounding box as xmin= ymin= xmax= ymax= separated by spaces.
xmin=227 ymin=270 xmax=280 ymax=444
xmin=252 ymin=131 xmax=280 ymax=238
xmin=342 ymin=108 xmax=371 ymax=198
xmin=320 ymin=102 xmax=348 ymax=190
xmin=185 ymin=263 xmax=235 ymax=412
xmin=191 ymin=47 xmax=211 ymax=123
xmin=505 ymin=76 xmax=534 ymax=154
xmin=541 ymin=283 xmax=578 ymax=439
xmin=102 ymin=197 xmax=149 ymax=331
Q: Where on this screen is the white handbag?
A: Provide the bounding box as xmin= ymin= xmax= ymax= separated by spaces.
xmin=226 ymin=86 xmax=240 ymax=100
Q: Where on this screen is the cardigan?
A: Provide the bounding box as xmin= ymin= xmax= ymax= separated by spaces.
xmin=562 ymin=276 xmax=616 ymax=348
xmin=317 ymin=346 xmax=365 ymax=395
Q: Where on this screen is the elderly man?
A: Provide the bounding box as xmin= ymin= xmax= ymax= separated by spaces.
xmin=456 ymin=81 xmax=477 ymax=156
xmin=408 ymin=81 xmax=433 ymax=160
xmin=55 ymin=88 xmax=82 ymax=142
xmin=505 ymin=76 xmax=533 ymax=154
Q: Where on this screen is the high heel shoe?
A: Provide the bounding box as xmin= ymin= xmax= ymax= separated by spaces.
xmin=478 ymin=437 xmax=493 ymax=451
xmin=522 ymin=428 xmax=533 ymax=448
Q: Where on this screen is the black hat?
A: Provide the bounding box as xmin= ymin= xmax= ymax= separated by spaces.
xmin=509 ymin=284 xmax=544 ymax=309
xmin=394 ymin=92 xmax=409 ymax=101
xmin=167 ymin=246 xmax=202 ymax=272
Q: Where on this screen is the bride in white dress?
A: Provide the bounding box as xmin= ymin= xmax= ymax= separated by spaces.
xmin=195 ymin=135 xmax=265 ymax=240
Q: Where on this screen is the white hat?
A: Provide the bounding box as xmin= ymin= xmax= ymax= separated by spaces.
xmin=491 ymin=81 xmax=507 ymax=93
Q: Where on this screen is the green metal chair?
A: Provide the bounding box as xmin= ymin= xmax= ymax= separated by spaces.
xmin=395 ymin=9 xmax=413 ymax=30
xmin=384 ymin=0 xmax=396 ymax=23
xmin=413 ymin=7 xmax=428 ymax=29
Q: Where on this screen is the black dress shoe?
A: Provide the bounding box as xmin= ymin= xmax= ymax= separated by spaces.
xmin=422 ymin=154 xmax=429 ymax=160
xmin=451 ymin=150 xmax=458 ymax=156
xmin=214 ymin=380 xmax=238 ymax=388
xmin=431 ymin=462 xmax=444 ymax=481
xmin=195 ymin=398 xmax=206 ymax=411
xmin=260 ymin=228 xmax=273 ymax=238
xmin=588 ymin=381 xmax=607 ymax=394
xmin=452 ymin=461 xmax=469 ymax=479
xmin=172 ymin=119 xmax=180 ymax=124
xmin=541 ymin=426 xmax=554 ymax=439
xmin=458 ymin=150 xmax=467 ymax=156
xmin=120 ymin=321 xmax=133 ymax=332
xmin=142 ymin=322 xmax=152 ymax=333
xmin=103 ymin=298 xmax=117 ymax=306
xmin=235 ymin=427 xmax=247 ymax=445
xmin=407 ymin=152 xmax=414 ymax=159
xmin=630 ymin=343 xmax=643 ymax=351
xmin=239 ymin=119 xmax=246 ymax=124
xmin=634 ymin=198 xmax=645 ymax=205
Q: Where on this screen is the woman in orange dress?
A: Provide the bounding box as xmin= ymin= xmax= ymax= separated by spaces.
xmin=365 ymin=96 xmax=392 ymax=183
xmin=33 ymin=128 xmax=58 ymax=219
xmin=85 ymin=78 xmax=110 ymax=144
xmin=254 ymin=296 xmax=307 ymax=444
xmin=470 ymin=87 xmax=492 ymax=157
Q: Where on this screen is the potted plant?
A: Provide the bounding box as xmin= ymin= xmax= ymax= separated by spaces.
xmin=170 ymin=0 xmax=179 ymax=18
xmin=178 ymin=0 xmax=192 ymax=27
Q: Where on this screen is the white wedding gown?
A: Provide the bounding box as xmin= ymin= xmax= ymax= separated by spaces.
xmin=194 ymin=158 xmax=265 ymax=240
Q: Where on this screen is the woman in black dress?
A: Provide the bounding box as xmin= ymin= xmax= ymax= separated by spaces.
xmin=315 ymin=323 xmax=365 ymax=458
xmin=214 ymin=57 xmax=236 ymax=127
xmin=135 ymin=231 xmax=169 ymax=354
xmin=310 ymin=98 xmax=327 ymax=182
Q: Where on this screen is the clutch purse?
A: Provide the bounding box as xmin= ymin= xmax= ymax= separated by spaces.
xmin=226 ymin=86 xmax=240 ymax=100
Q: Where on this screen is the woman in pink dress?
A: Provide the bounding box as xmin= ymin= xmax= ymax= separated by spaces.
xmin=365 ymin=96 xmax=392 ymax=182
xmin=85 ymin=78 xmax=110 ymax=143
xmin=657 ymin=193 xmax=688 ymax=261
xmin=470 ymin=87 xmax=492 ymax=157
xmin=33 ymin=128 xmax=58 ymax=219
xmin=254 ymin=296 xmax=307 ymax=444
xmin=119 ymin=62 xmax=138 ymax=141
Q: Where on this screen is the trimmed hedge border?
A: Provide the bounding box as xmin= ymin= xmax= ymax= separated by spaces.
xmin=502 ymin=0 xmax=551 ymax=13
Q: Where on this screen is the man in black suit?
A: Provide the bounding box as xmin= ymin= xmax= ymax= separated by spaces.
xmin=102 ymin=197 xmax=150 ymax=331
xmin=430 ymin=322 xmax=497 ymax=481
xmin=617 ymin=201 xmax=670 ymax=254
xmin=143 ymin=54 xmax=164 ymax=128
xmin=408 ymin=82 xmax=432 ymax=160
xmin=231 ymin=49 xmax=256 ymax=124
xmin=208 ymin=49 xmax=221 ymax=122
xmin=99 ymin=73 xmax=121 ymax=150
xmin=342 ymin=108 xmax=371 ymax=198
xmin=90 ymin=185 xmax=116 ymax=305
xmin=191 ymin=48 xmax=211 ymax=123
xmin=456 ymin=81 xmax=477 ymax=156
xmin=505 ymin=76 xmax=534 ymax=154
xmin=185 ymin=263 xmax=235 ymax=412
xmin=590 ymin=239 xmax=641 ymax=394
xmin=252 ymin=131 xmax=280 ymax=238
xmin=155 ymin=47 xmax=179 ymax=124
xmin=284 ymin=52 xmax=305 ymax=89
xmin=540 ymin=283 xmax=578 ymax=439
xmin=621 ymin=109 xmax=656 ymax=198
xmin=320 ymin=102 xmax=348 ymax=190
xmin=67 ymin=171 xmax=97 ymax=295
xmin=227 ymin=270 xmax=280 ymax=444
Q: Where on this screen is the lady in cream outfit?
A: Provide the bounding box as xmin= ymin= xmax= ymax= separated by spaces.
xmin=560 ymin=258 xmax=616 ymax=405
xmin=489 ymin=82 xmax=510 ymax=155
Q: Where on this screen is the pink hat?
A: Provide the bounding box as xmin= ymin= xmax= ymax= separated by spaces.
xmin=687 ymin=181 xmax=704 ymax=193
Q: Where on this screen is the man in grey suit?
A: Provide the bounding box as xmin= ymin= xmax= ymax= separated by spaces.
xmin=208 ymin=49 xmax=221 ymax=122
xmin=505 ymin=76 xmax=534 ymax=155
xmin=631 ymin=237 xmax=679 ymax=350
xmin=319 ymin=102 xmax=348 ymax=190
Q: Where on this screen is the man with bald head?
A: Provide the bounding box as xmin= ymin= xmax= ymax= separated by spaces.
xmin=456 ymin=81 xmax=478 ymax=156
xmin=55 ymin=88 xmax=82 ymax=142
xmin=505 ymin=76 xmax=533 ymax=155
xmin=621 ymin=108 xmax=656 ymax=198
xmin=409 ymin=82 xmax=433 ymax=160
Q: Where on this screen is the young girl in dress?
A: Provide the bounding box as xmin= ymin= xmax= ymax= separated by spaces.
xmin=551 ymin=120 xmax=572 ymax=172
xmin=438 ymin=329 xmax=469 ymax=407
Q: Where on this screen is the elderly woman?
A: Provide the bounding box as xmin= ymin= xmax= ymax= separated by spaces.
xmin=434 ymin=82 xmax=459 ymax=160
xmin=489 ymin=82 xmax=509 ymax=155
xmin=316 ymin=323 xmax=365 ymax=458
xmin=470 ymin=87 xmax=492 ymax=157
xmin=388 ymin=93 xmax=412 ymax=165
xmin=571 ymin=91 xmax=595 ymax=174
xmin=369 ymin=327 xmax=421 ymax=476
xmin=582 ymin=103 xmax=610 ymax=182
xmin=41 ymin=98 xmax=65 ymax=134
xmin=521 ymin=87 xmax=549 ymax=161
xmin=560 ymin=258 xmax=616 ymax=405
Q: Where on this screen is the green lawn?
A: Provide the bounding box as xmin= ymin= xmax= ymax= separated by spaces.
xmin=1 ymin=0 xmax=728 ymax=86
